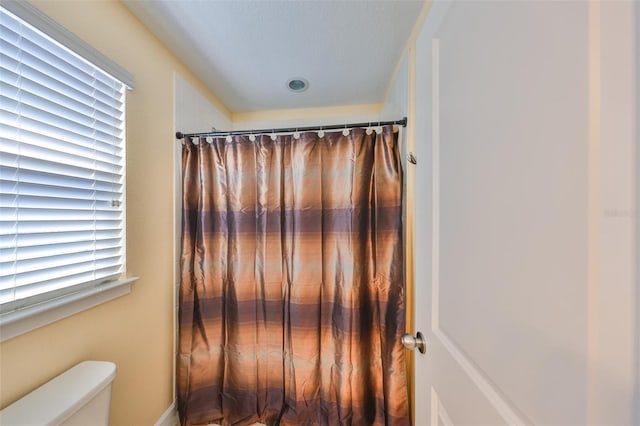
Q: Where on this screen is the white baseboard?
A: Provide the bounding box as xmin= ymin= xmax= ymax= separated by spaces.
xmin=155 ymin=401 xmax=178 ymax=426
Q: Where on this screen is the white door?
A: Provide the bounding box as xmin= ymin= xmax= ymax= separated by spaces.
xmin=410 ymin=1 xmax=638 ymax=424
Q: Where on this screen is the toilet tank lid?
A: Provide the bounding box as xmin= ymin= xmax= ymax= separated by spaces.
xmin=0 ymin=361 xmax=116 ymax=425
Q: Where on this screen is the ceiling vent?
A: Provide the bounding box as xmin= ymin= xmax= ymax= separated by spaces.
xmin=287 ymin=78 xmax=309 ymax=93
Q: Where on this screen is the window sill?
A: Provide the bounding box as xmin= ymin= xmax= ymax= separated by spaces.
xmin=0 ymin=277 xmax=139 ymax=343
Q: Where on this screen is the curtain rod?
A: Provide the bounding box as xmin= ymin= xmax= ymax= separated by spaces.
xmin=175 ymin=117 xmax=407 ymax=139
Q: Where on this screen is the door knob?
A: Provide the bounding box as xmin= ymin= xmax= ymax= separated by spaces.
xmin=402 ymin=332 xmax=427 ymax=354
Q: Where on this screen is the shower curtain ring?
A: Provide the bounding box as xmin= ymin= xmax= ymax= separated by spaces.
xmin=366 ymin=122 xmax=374 ymax=135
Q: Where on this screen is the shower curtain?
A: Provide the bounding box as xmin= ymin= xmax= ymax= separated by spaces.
xmin=178 ymin=126 xmax=409 ymax=426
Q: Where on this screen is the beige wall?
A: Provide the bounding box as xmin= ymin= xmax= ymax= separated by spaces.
xmin=0 ymin=1 xmax=228 ymax=424
xmin=231 ymin=103 xmax=383 ymax=131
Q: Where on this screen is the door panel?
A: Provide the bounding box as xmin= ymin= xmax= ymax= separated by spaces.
xmin=412 ymin=1 xmax=637 ymax=424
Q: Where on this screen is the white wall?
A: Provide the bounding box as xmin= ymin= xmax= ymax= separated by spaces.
xmin=175 ymin=73 xmax=232 ymax=133
xmin=172 ymin=73 xmax=231 ymax=407
xmin=381 ymin=57 xmax=409 ymax=123
xmin=381 ymin=55 xmax=410 ymax=167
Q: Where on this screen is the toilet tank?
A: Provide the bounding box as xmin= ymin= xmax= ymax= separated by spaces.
xmin=0 ymin=361 xmax=116 ymax=426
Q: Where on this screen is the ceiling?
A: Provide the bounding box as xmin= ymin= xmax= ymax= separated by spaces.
xmin=123 ymin=0 xmax=424 ymax=113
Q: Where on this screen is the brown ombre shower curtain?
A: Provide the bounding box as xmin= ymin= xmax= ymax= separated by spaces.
xmin=178 ymin=126 xmax=409 ymax=426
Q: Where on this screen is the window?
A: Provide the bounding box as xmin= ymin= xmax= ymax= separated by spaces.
xmin=0 ymin=4 xmax=135 ymax=334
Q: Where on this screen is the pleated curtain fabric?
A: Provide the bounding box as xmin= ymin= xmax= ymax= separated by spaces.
xmin=178 ymin=126 xmax=409 ymax=426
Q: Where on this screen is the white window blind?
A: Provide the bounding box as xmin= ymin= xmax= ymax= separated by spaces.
xmin=0 ymin=6 xmax=126 ymax=310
